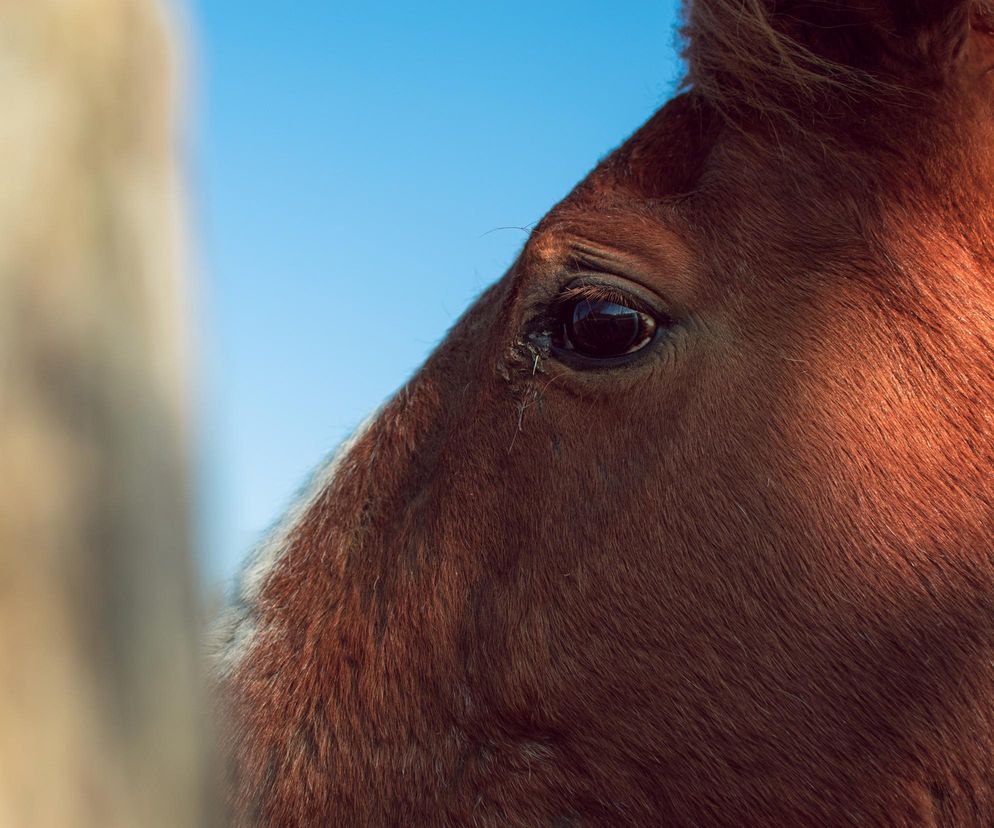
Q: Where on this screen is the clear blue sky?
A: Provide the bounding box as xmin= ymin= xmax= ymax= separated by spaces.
xmin=190 ymin=1 xmax=685 ymax=590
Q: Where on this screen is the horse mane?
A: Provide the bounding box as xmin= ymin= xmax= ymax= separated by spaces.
xmin=682 ymin=0 xmax=994 ymax=137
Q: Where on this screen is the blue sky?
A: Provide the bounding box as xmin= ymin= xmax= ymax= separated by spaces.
xmin=190 ymin=1 xmax=684 ymax=589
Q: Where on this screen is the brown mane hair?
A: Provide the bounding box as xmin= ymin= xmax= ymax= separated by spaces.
xmin=684 ymin=0 xmax=994 ymax=138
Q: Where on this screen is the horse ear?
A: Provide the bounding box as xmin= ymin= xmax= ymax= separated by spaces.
xmin=684 ymin=0 xmax=993 ymax=132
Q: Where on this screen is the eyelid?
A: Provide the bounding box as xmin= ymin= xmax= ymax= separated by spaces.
xmin=558 ymin=275 xmax=672 ymax=321
xmin=555 ymin=283 xmax=653 ymax=315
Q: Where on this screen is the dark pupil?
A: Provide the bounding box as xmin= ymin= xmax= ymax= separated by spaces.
xmin=568 ymin=299 xmax=642 ymax=357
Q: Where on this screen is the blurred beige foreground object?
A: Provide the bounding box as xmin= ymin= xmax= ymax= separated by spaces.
xmin=0 ymin=0 xmax=205 ymax=825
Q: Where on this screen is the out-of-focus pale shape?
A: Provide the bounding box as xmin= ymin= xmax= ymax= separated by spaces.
xmin=0 ymin=0 xmax=205 ymax=825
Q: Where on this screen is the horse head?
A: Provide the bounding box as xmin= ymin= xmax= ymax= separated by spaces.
xmin=217 ymin=2 xmax=994 ymax=823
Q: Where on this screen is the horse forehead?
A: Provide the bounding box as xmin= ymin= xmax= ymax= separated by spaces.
xmin=592 ymin=93 xmax=720 ymax=199
xmin=524 ymin=95 xmax=721 ymax=256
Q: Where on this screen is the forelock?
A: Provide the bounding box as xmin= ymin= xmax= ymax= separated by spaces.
xmin=681 ymin=0 xmax=994 ymax=141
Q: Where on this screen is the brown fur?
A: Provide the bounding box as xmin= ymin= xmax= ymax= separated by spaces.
xmin=216 ymin=2 xmax=994 ymax=824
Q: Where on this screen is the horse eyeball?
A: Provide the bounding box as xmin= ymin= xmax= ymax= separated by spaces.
xmin=564 ymin=298 xmax=657 ymax=359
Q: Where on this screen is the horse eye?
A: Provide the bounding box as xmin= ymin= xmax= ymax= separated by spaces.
xmin=561 ymin=297 xmax=658 ymax=359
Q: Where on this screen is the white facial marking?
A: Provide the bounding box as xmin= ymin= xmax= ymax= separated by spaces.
xmin=209 ymin=406 xmax=383 ymax=678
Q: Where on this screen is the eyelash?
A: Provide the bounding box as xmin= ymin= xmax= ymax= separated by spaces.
xmin=551 ymin=283 xmax=654 ymax=316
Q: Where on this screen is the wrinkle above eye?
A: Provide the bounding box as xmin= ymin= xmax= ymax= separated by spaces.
xmin=556 ymin=230 xmax=700 ymax=310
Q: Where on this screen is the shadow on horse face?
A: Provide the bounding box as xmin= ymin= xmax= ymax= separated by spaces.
xmin=218 ymin=3 xmax=994 ymax=824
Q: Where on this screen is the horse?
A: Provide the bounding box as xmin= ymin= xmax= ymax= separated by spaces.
xmin=214 ymin=1 xmax=994 ymax=824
